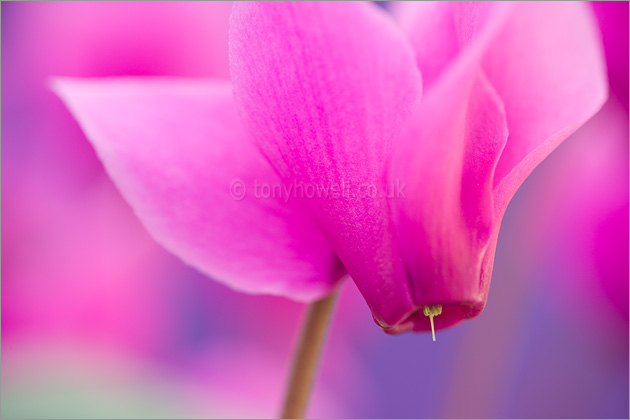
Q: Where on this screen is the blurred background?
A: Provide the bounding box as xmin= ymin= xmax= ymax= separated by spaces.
xmin=1 ymin=2 xmax=628 ymax=418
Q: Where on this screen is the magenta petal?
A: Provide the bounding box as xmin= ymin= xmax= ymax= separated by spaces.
xmin=52 ymin=78 xmax=343 ymax=301
xmin=392 ymin=1 xmax=512 ymax=92
xmin=387 ymin=2 xmax=512 ymax=332
xmin=388 ymin=1 xmax=608 ymax=333
xmin=230 ymin=2 xmax=422 ymax=327
xmin=390 ymin=59 xmax=508 ymax=332
xmin=484 ymin=2 xmax=609 ymax=214
xmin=392 ymin=1 xmax=459 ymax=89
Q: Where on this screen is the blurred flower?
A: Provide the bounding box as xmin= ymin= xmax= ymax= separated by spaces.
xmin=504 ymin=1 xmax=629 ymax=326
xmin=53 ymin=2 xmax=607 ymax=335
xmin=2 ymin=0 xmax=233 ymax=358
xmin=2 ymin=1 xmax=232 ymax=198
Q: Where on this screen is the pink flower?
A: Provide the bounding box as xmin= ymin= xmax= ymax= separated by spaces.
xmin=3 ymin=0 xmax=233 ymax=350
xmin=54 ymin=2 xmax=607 ymax=334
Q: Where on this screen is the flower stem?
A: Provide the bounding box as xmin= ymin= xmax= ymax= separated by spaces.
xmin=281 ymin=291 xmax=338 ymax=419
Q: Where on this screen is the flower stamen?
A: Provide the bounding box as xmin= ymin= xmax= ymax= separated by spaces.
xmin=423 ymin=305 xmax=442 ymax=341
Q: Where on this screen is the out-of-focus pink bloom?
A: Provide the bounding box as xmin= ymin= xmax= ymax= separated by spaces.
xmin=503 ymin=1 xmax=629 ymax=326
xmin=54 ymin=2 xmax=607 ymax=334
xmin=2 ymin=2 xmax=232 ymax=194
xmin=543 ymin=98 xmax=629 ymax=325
xmin=2 ymin=0 xmax=233 ymax=353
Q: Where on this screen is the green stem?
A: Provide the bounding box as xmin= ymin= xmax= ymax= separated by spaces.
xmin=281 ymin=291 xmax=338 ymax=419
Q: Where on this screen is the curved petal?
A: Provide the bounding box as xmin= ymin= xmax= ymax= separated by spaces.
xmin=391 ymin=1 xmax=512 ymax=92
xmin=230 ymin=2 xmax=422 ymax=327
xmin=52 ymin=78 xmax=344 ymax=301
xmin=485 ymin=2 xmax=609 ymax=214
xmin=390 ymin=64 xmax=508 ymax=333
xmin=386 ymin=2 xmax=512 ymax=333
xmin=389 ymin=2 xmax=607 ymax=333
xmin=592 ymin=2 xmax=629 ymax=106
xmin=390 ymin=1 xmax=460 ymax=90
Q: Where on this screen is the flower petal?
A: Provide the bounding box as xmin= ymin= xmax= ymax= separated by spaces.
xmin=389 ymin=1 xmax=608 ymax=333
xmin=390 ymin=1 xmax=460 ymax=90
xmin=52 ymin=78 xmax=344 ymax=301
xmin=390 ymin=62 xmax=509 ymax=332
xmin=391 ymin=1 xmax=512 ymax=92
xmin=484 ymin=2 xmax=609 ymax=214
xmin=230 ymin=2 xmax=422 ymax=327
xmin=386 ymin=2 xmax=512 ymax=333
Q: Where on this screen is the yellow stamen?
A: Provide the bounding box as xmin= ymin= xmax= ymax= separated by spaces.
xmin=422 ymin=305 xmax=442 ymax=341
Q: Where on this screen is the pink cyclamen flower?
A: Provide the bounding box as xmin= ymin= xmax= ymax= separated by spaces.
xmin=54 ymin=2 xmax=607 ymax=334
